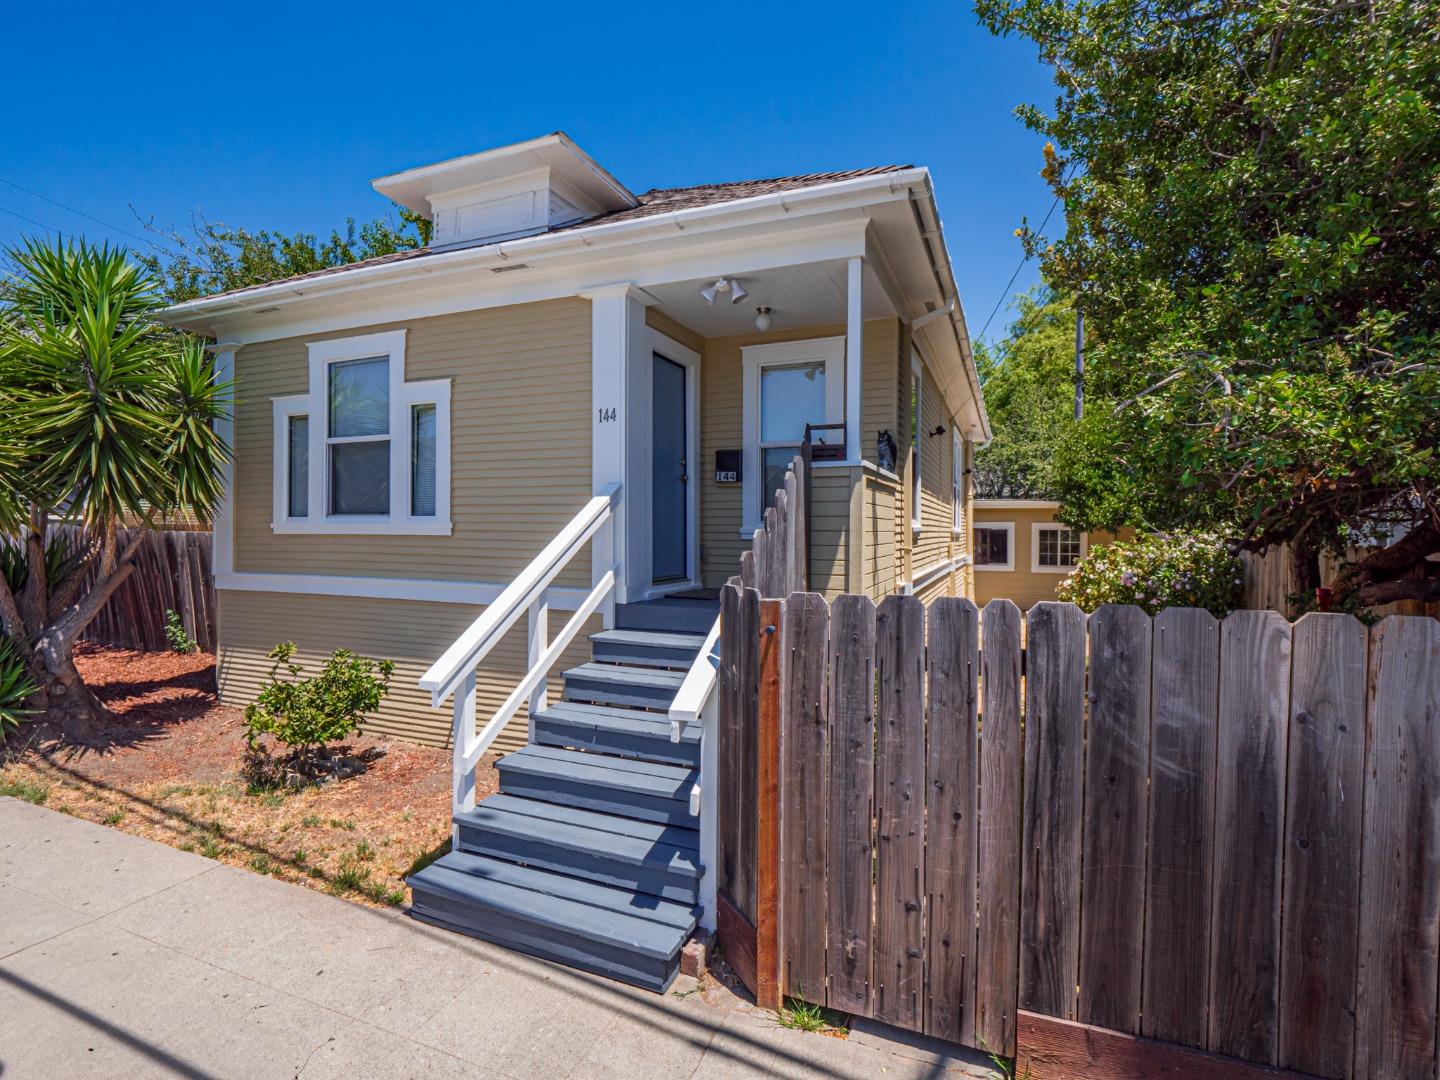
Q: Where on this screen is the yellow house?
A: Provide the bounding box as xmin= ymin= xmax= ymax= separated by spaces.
xmin=158 ymin=133 xmax=990 ymax=990
xmin=972 ymin=498 xmax=1127 ymax=609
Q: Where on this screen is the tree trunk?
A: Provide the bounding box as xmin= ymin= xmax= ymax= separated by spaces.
xmin=32 ymin=630 xmax=112 ymax=746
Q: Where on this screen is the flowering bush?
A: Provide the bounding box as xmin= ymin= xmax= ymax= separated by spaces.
xmin=1055 ymin=530 xmax=1243 ymax=616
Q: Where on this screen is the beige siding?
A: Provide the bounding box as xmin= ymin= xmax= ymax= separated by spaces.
xmin=232 ymin=298 xmax=593 ymax=587
xmin=972 ymin=504 xmax=1128 ymax=610
xmin=696 ymin=318 xmax=901 ymax=588
xmin=219 ymin=590 xmax=597 ymax=752
xmin=809 ymin=468 xmax=854 ymax=598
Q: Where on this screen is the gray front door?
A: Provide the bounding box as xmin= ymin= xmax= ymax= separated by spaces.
xmin=651 ymin=354 xmax=688 ymax=583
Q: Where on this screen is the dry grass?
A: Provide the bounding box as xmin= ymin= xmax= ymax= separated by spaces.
xmin=0 ymin=643 xmax=501 ymax=909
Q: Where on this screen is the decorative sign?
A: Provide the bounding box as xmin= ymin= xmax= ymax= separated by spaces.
xmin=714 ymin=449 xmax=741 ymax=484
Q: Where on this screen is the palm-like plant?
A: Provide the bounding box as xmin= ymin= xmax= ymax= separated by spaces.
xmin=0 ymin=237 xmax=230 ymax=743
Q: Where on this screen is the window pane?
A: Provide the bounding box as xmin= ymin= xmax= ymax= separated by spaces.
xmin=287 ymin=415 xmax=309 ymax=518
xmin=328 ymin=357 xmax=389 ymax=438
xmin=411 ymin=404 xmax=437 ymax=517
xmin=976 ymin=527 xmax=1009 ymax=566
xmin=330 ymin=440 xmax=389 ymax=515
xmin=762 ymin=446 xmax=797 ymax=511
xmin=760 ymin=363 xmax=825 ymax=443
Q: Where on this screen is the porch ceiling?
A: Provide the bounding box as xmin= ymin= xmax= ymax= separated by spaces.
xmin=642 ymin=258 xmax=896 ymax=338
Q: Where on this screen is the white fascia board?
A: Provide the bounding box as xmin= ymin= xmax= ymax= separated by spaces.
xmin=198 ymin=216 xmax=871 ymax=345
xmin=159 ymin=169 xmax=926 ymax=332
xmin=974 ymin=498 xmax=1061 ymax=510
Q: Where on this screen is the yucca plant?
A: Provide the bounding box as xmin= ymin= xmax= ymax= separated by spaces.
xmin=0 ymin=237 xmax=230 ymax=743
xmin=0 ymin=637 xmax=38 ymax=740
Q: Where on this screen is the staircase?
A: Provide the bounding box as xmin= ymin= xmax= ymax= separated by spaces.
xmin=407 ymin=596 xmax=718 ymax=993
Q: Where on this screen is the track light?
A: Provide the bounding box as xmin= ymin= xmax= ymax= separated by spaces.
xmin=729 ymin=280 xmax=748 ymax=304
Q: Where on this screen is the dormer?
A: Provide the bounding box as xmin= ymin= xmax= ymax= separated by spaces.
xmin=372 ymin=132 xmax=638 ymax=249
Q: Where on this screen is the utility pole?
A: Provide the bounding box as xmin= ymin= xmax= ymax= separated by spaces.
xmin=1074 ymin=309 xmax=1085 ymax=420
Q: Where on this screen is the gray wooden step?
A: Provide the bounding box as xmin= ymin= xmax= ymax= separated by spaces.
xmin=496 ymin=745 xmax=698 ymax=824
xmin=407 ymin=850 xmax=696 ymax=992
xmin=562 ymin=662 xmax=685 ymax=710
xmin=455 ymin=795 xmax=702 ymax=903
xmin=615 ymin=599 xmax=719 ymax=635
xmin=533 ymin=701 xmax=700 ymax=767
xmin=589 ymin=628 xmax=707 ymax=668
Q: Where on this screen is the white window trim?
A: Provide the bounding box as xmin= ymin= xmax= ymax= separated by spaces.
xmin=973 ymin=521 xmax=1015 ymax=572
xmin=1032 ymin=522 xmax=1088 ymax=573
xmin=740 ymin=336 xmax=844 ymax=534
xmin=910 ymin=351 xmax=923 ymax=535
xmin=271 ymin=329 xmax=452 ymax=535
xmin=952 ymin=429 xmax=964 ymax=536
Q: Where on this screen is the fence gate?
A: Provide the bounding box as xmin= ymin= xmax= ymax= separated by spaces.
xmin=717 ymin=585 xmax=1440 ymax=1079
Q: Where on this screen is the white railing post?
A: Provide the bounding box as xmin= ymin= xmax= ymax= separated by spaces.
xmin=451 ymin=669 xmax=478 ymax=843
xmin=697 ymin=690 xmax=719 ymax=932
xmin=528 ymin=590 xmax=549 ymax=737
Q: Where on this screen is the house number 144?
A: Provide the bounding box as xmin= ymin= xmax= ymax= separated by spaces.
xmin=597 ymin=407 xmax=617 ymax=423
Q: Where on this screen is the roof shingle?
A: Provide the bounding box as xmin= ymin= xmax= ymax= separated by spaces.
xmin=179 ymin=165 xmax=909 ymax=304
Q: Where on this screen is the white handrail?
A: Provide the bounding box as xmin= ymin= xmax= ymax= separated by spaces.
xmin=420 ymin=484 xmax=619 ymax=707
xmin=669 ymin=615 xmax=721 ymax=743
xmin=425 ymin=485 xmax=620 ymax=834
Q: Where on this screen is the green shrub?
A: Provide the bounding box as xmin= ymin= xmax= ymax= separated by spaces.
xmin=1055 ymin=530 xmax=1243 ymax=616
xmin=0 ymin=638 xmax=39 ymax=741
xmin=164 ymin=609 xmax=198 ymax=654
xmin=243 ymin=642 xmax=394 ymax=772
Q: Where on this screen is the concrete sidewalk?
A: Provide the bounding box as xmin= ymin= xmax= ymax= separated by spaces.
xmin=0 ymin=798 xmax=996 ymax=1079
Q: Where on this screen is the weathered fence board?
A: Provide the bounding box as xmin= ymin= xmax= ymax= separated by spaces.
xmin=49 ymin=525 xmax=216 ymax=653
xmin=1209 ymin=610 xmax=1290 ymax=1064
xmin=873 ymin=595 xmax=926 ymax=1030
xmin=1355 ymin=616 xmax=1440 ymax=1080
xmin=826 ymin=594 xmax=877 ymax=1015
xmin=976 ymin=599 xmax=1023 ymax=1054
xmin=1142 ymin=607 xmax=1218 ymax=1047
xmin=1279 ymin=614 xmax=1366 ymax=1077
xmin=1019 ymin=601 xmax=1086 ymax=1020
xmin=717 ymin=585 xmax=760 ymax=923
xmin=1079 ymin=604 xmax=1152 ymax=1034
xmin=925 ymin=597 xmax=980 ymax=1043
xmin=779 ymin=593 xmax=829 ymax=1001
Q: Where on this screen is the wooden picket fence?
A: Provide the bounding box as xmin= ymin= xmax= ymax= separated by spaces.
xmin=717 ymin=587 xmax=1440 ymax=1080
xmin=48 ymin=525 xmax=217 ymax=653
xmin=736 ymin=451 xmax=808 ymax=597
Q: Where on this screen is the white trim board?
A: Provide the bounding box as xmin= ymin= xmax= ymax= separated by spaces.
xmin=216 ymin=571 xmax=593 ymax=610
xmin=974 ymin=498 xmax=1061 ymax=510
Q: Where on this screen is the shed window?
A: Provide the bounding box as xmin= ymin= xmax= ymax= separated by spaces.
xmin=974 ymin=523 xmax=1014 ymax=571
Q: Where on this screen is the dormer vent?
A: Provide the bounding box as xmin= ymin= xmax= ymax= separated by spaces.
xmin=372 ymin=133 xmax=637 ymax=251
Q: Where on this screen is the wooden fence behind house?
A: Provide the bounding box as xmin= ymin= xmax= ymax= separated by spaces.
xmin=718 ymin=589 xmax=1440 ymax=1079
xmin=48 ymin=525 xmax=217 ymax=653
xmin=1242 ymin=542 xmax=1440 ymax=619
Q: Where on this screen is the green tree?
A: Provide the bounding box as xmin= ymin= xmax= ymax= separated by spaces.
xmin=0 ymin=238 xmax=230 ymax=742
xmin=973 ymin=289 xmax=1080 ymax=498
xmin=137 ymin=209 xmax=431 ymax=303
xmin=977 ymin=0 xmax=1440 ymax=606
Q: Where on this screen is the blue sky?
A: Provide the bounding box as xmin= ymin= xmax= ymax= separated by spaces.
xmin=1 ymin=1 xmax=1057 ymax=343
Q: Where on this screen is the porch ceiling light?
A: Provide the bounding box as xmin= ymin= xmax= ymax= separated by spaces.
xmin=700 ymin=277 xmax=749 ymax=305
xmin=754 ymin=306 xmax=773 ymax=331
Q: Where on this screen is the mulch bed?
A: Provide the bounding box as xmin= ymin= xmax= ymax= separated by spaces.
xmin=0 ymin=643 xmax=501 ymax=908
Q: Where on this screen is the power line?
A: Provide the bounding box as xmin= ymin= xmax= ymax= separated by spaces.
xmin=976 ymin=190 xmax=1065 ymax=343
xmin=0 ymin=200 xmax=67 ymax=235
xmin=0 ymin=175 xmax=164 ymax=249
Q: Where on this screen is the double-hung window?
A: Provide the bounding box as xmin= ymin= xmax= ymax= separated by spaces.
xmin=272 ymin=330 xmax=451 ymax=534
xmin=910 ymin=353 xmax=923 ymax=533
xmin=740 ymin=337 xmax=844 ymax=533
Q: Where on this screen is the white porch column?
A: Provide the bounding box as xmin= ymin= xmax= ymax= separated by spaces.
xmin=584 ymin=285 xmax=647 ymax=614
xmin=845 ymin=255 xmax=863 ymax=461
xmin=206 ymin=342 xmax=241 ymax=579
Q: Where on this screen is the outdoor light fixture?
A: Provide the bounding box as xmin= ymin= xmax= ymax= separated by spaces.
xmin=754 ymin=306 xmax=773 ymax=331
xmin=700 ymin=277 xmax=749 ymax=305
